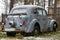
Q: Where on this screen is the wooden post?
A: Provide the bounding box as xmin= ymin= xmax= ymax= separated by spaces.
xmin=54 ymin=0 xmax=57 ymax=15
xmin=44 ymin=0 xmax=45 ymax=9
xmin=48 ymin=0 xmax=50 ymax=14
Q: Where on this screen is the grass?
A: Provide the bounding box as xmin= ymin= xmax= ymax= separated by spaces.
xmin=0 ymin=32 xmax=7 ymax=38
xmin=0 ymin=30 xmax=60 ymax=38
xmin=0 ymin=31 xmax=60 ymax=40
xmin=38 ymin=31 xmax=60 ymax=37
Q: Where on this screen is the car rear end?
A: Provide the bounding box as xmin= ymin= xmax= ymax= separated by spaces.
xmin=2 ymin=14 xmax=28 ymax=32
xmin=2 ymin=7 xmax=29 ymax=33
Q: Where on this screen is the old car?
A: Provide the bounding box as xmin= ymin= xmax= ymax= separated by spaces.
xmin=2 ymin=5 xmax=57 ymax=36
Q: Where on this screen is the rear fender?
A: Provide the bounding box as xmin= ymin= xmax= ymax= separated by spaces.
xmin=49 ymin=19 xmax=57 ymax=29
xmin=26 ymin=19 xmax=39 ymax=33
xmin=50 ymin=19 xmax=56 ymax=25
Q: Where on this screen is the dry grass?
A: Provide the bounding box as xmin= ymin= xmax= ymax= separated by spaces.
xmin=16 ymin=33 xmax=23 ymax=39
xmin=0 ymin=25 xmax=2 ymax=31
xmin=0 ymin=31 xmax=60 ymax=40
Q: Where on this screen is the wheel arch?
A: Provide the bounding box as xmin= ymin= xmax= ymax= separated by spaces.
xmin=26 ymin=19 xmax=41 ymax=33
xmin=34 ymin=22 xmax=40 ymax=30
xmin=49 ymin=19 xmax=57 ymax=31
xmin=50 ymin=19 xmax=57 ymax=26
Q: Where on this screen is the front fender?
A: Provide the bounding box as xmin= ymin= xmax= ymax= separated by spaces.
xmin=26 ymin=19 xmax=39 ymax=33
xmin=49 ymin=19 xmax=57 ymax=28
xmin=47 ymin=19 xmax=57 ymax=31
xmin=50 ymin=19 xmax=56 ymax=25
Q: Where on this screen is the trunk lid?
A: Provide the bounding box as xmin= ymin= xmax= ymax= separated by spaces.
xmin=4 ymin=13 xmax=27 ymax=30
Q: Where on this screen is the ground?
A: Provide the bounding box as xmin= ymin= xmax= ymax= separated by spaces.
xmin=0 ymin=31 xmax=60 ymax=40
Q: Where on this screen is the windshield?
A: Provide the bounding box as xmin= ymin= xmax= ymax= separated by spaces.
xmin=10 ymin=8 xmax=27 ymax=14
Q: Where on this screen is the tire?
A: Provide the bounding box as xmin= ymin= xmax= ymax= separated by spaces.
xmin=32 ymin=25 xmax=40 ymax=36
xmin=53 ymin=22 xmax=57 ymax=32
xmin=22 ymin=23 xmax=40 ymax=36
xmin=6 ymin=32 xmax=16 ymax=36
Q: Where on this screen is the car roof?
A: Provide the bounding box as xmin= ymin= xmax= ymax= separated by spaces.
xmin=13 ymin=5 xmax=44 ymax=9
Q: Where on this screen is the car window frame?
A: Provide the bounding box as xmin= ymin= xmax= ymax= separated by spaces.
xmin=42 ymin=9 xmax=47 ymax=16
xmin=36 ymin=8 xmax=43 ymax=16
xmin=33 ymin=8 xmax=47 ymax=16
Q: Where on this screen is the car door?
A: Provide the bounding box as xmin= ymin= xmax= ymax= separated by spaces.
xmin=33 ymin=8 xmax=44 ymax=30
xmin=34 ymin=8 xmax=48 ymax=31
xmin=42 ymin=9 xmax=48 ymax=28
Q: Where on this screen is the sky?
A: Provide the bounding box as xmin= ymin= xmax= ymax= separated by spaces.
xmin=0 ymin=0 xmax=10 ymax=22
xmin=0 ymin=0 xmax=5 ymax=16
xmin=0 ymin=0 xmax=10 ymax=16
xmin=0 ymin=0 xmax=5 ymax=22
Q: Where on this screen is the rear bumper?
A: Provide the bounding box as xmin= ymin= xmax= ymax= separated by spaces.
xmin=2 ymin=29 xmax=25 ymax=32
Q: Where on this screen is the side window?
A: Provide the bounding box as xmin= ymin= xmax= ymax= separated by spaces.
xmin=43 ymin=10 xmax=46 ymax=16
xmin=37 ymin=9 xmax=43 ymax=15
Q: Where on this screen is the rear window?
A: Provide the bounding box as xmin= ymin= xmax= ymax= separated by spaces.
xmin=8 ymin=13 xmax=27 ymax=16
xmin=10 ymin=8 xmax=27 ymax=14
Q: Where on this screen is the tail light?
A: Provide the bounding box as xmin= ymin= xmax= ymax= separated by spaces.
xmin=21 ymin=20 xmax=25 ymax=25
xmin=2 ymin=20 xmax=6 ymax=25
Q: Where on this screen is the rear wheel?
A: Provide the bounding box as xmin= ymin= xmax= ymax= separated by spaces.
xmin=32 ymin=24 xmax=40 ymax=36
xmin=6 ymin=32 xmax=16 ymax=36
xmin=21 ymin=23 xmax=40 ymax=36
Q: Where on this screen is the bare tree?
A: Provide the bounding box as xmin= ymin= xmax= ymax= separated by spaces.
xmin=44 ymin=0 xmax=45 ymax=8
xmin=24 ymin=0 xmax=28 ymax=5
xmin=48 ymin=0 xmax=50 ymax=14
xmin=9 ymin=0 xmax=46 ymax=11
xmin=10 ymin=0 xmax=15 ymax=12
xmin=54 ymin=0 xmax=57 ymax=14
xmin=29 ymin=0 xmax=34 ymax=5
xmin=24 ymin=0 xmax=34 ymax=5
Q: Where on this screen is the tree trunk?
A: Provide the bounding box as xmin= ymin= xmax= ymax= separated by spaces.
xmin=53 ymin=0 xmax=57 ymax=19
xmin=10 ymin=0 xmax=15 ymax=12
xmin=48 ymin=0 xmax=50 ymax=14
xmin=44 ymin=0 xmax=45 ymax=8
xmin=24 ymin=0 xmax=34 ymax=5
xmin=24 ymin=0 xmax=27 ymax=5
xmin=54 ymin=0 xmax=57 ymax=14
xmin=30 ymin=0 xmax=34 ymax=5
